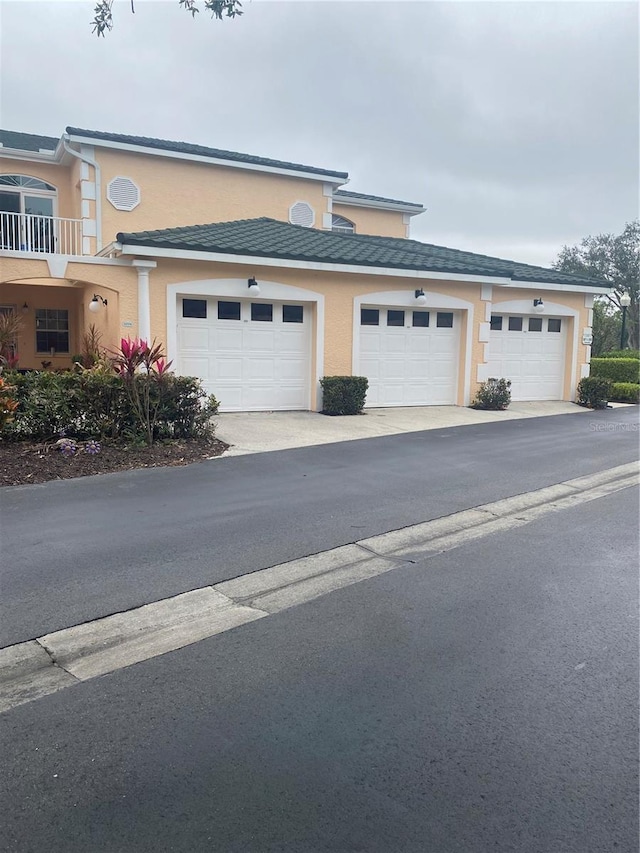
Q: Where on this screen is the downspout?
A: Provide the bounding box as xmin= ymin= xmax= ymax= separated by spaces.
xmin=62 ymin=136 xmax=103 ymax=252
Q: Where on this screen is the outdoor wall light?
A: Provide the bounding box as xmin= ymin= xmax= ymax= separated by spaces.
xmin=415 ymin=289 xmax=428 ymax=306
xmin=88 ymin=294 xmax=108 ymax=313
xmin=533 ymin=298 xmax=544 ymax=313
xmin=21 ymin=302 xmax=29 ymax=315
xmin=248 ymin=277 xmax=261 ymax=295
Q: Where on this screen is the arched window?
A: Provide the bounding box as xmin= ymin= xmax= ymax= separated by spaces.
xmin=331 ymin=213 xmax=356 ymax=234
xmin=0 ymin=175 xmax=58 ymax=251
xmin=0 ymin=175 xmax=56 ymax=191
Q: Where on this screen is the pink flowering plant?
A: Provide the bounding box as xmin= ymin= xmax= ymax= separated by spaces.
xmin=111 ymin=337 xmax=173 ymax=445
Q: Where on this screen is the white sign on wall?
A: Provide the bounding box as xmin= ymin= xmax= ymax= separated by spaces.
xmin=582 ymin=328 xmax=593 ymax=345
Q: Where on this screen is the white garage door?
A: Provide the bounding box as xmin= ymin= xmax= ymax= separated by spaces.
xmin=358 ymin=306 xmax=459 ymax=407
xmin=486 ymin=313 xmax=567 ymax=401
xmin=177 ymin=297 xmax=311 ymax=411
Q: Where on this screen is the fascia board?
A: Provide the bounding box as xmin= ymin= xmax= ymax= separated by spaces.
xmin=116 ymin=243 xmax=511 ymax=284
xmin=497 ymin=280 xmax=611 ymax=294
xmin=66 ymin=134 xmax=347 ymax=184
xmin=333 ymin=196 xmax=425 ymax=215
xmin=0 ymin=147 xmax=58 ymax=163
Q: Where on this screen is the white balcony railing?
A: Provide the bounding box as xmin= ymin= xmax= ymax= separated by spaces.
xmin=0 ymin=211 xmax=84 ymax=256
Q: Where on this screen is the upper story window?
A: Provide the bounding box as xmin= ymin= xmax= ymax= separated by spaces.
xmin=331 ymin=214 xmax=355 ymax=234
xmin=0 ymin=174 xmax=57 ymax=218
xmin=0 ymin=175 xmax=56 ymax=191
xmin=0 ymin=174 xmax=58 ymax=252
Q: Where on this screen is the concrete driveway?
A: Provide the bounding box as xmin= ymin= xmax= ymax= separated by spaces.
xmin=216 ymin=401 xmax=590 ymax=456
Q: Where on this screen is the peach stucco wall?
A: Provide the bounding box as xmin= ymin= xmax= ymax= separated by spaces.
xmin=0 ymin=252 xmax=594 ymax=408
xmin=96 ymin=149 xmax=330 ymax=244
xmin=332 ymin=202 xmax=408 ymax=239
xmin=0 ymin=256 xmax=136 ymax=369
xmin=0 ymin=159 xmax=76 ymax=221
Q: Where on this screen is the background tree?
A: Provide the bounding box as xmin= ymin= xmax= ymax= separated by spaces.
xmin=92 ymin=0 xmax=242 ymax=36
xmin=553 ymin=221 xmax=639 ymax=350
xmin=589 ymin=299 xmax=622 ymax=356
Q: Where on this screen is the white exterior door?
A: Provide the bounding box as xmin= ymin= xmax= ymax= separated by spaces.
xmin=358 ymin=306 xmax=459 ymax=407
xmin=486 ymin=313 xmax=567 ymax=401
xmin=177 ymin=297 xmax=311 ymax=411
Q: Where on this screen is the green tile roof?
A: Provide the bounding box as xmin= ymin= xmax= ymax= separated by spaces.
xmin=117 ymin=217 xmax=609 ymax=288
xmin=334 ymin=189 xmax=424 ymax=209
xmin=0 ymin=130 xmax=59 ymax=152
xmin=66 ymin=127 xmax=349 ymax=179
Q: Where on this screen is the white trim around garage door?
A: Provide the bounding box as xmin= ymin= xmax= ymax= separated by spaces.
xmin=352 ymin=289 xmax=475 ymax=405
xmin=484 ymin=298 xmax=580 ymax=399
xmin=166 ymin=279 xmax=325 ymax=411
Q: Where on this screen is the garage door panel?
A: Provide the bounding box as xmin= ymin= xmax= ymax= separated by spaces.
xmin=408 ymin=335 xmax=432 ymax=355
xmin=385 ymin=335 xmax=407 ymax=354
xmin=430 ymin=335 xmax=456 ymax=354
xmin=217 ymin=327 xmax=244 ymax=351
xmin=486 ymin=314 xmax=566 ymax=401
xmin=177 ymin=297 xmax=311 ymax=411
xmin=245 ymin=358 xmax=275 ymax=381
xmin=279 ymin=330 xmax=308 ymax=353
xmin=178 ymin=326 xmax=209 ymax=350
xmin=180 ymin=357 xmax=210 ymax=377
xmin=245 ymin=328 xmax=277 ymax=352
xmin=216 ymin=358 xmax=243 ymax=380
xmin=279 ymin=358 xmax=308 ymax=380
xmin=359 ymin=306 xmax=459 ymax=407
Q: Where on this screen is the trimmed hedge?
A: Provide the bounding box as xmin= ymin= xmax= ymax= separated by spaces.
xmin=2 ymin=369 xmax=218 ymax=442
xmin=320 ymin=376 xmax=368 ymax=415
xmin=597 ymin=349 xmax=640 ymax=360
xmin=576 ymin=376 xmax=612 ymax=409
xmin=610 ymin=382 xmax=640 ymax=403
xmin=590 ymin=358 xmax=640 ymax=384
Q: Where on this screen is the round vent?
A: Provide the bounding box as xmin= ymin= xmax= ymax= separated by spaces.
xmin=107 ymin=176 xmax=140 ymax=211
xmin=289 ymin=201 xmax=315 ymax=228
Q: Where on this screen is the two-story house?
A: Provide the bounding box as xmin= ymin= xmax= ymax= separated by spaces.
xmin=0 ymin=127 xmax=607 ymax=411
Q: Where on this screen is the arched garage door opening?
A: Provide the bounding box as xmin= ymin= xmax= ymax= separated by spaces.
xmin=353 ymin=290 xmax=474 ymax=408
xmin=168 ymin=280 xmax=324 ymax=412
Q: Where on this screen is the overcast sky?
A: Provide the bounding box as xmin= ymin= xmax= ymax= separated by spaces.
xmin=1 ymin=0 xmax=637 ymax=266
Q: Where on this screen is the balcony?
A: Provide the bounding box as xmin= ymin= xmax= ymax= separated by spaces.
xmin=0 ymin=211 xmax=84 ymax=256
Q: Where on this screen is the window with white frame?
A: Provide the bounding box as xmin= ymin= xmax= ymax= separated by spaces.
xmin=0 ymin=175 xmax=57 ymax=251
xmin=331 ymin=213 xmax=355 ymax=234
xmin=35 ymin=308 xmax=69 ymax=354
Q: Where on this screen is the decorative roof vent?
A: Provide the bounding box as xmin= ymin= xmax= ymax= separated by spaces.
xmin=288 ymin=201 xmax=315 ymax=228
xmin=107 ymin=176 xmax=140 ymax=211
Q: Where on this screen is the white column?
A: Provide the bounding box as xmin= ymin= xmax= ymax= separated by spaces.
xmin=132 ymin=260 xmax=157 ymax=341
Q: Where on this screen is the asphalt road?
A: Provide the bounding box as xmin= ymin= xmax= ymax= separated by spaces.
xmin=1 ymin=407 xmax=638 ymax=645
xmin=1 ymin=484 xmax=637 ymax=852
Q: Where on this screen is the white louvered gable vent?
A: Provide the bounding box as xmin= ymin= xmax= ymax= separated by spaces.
xmin=107 ymin=176 xmax=141 ymax=211
xmin=288 ymin=201 xmax=315 ymax=228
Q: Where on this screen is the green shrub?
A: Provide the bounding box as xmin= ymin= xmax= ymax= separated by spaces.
xmin=320 ymin=376 xmax=368 ymax=415
xmin=597 ymin=349 xmax=640 ymax=360
xmin=590 ymin=358 xmax=640 ymax=384
xmin=153 ymin=376 xmax=219 ymax=438
xmin=2 ymin=369 xmax=217 ymax=442
xmin=576 ymin=376 xmax=612 ymax=409
xmin=471 ymin=377 xmax=511 ymax=410
xmin=609 ymin=382 xmax=640 ymax=403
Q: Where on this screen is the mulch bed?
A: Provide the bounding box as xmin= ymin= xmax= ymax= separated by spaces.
xmin=0 ymin=437 xmax=229 ymax=487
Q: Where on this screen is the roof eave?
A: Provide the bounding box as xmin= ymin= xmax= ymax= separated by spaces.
xmin=65 ymin=132 xmax=348 ymax=183
xmin=333 ymin=195 xmax=425 ymax=215
xmin=112 ymin=240 xmax=608 ymax=292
